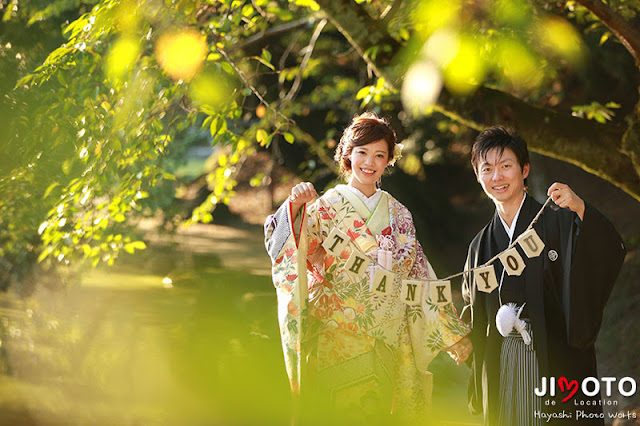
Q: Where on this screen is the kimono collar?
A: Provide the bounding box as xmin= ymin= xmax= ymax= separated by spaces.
xmin=344 ymin=185 xmax=383 ymax=213
xmin=498 ymin=193 xmax=527 ymax=242
xmin=335 ymin=185 xmax=390 ymax=236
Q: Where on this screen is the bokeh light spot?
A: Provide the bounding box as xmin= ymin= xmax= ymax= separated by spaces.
xmin=425 ymin=28 xmax=459 ymax=67
xmin=401 ymin=61 xmax=443 ymax=113
xmin=156 ymin=29 xmax=207 ymax=81
xmin=106 ymin=37 xmax=140 ymax=80
xmin=497 ymin=39 xmax=542 ymax=90
xmin=413 ymin=0 xmax=461 ymax=38
xmin=443 ymin=37 xmax=486 ymax=94
xmin=189 ymin=70 xmax=232 ymax=108
xmin=536 ymin=17 xmax=584 ymax=65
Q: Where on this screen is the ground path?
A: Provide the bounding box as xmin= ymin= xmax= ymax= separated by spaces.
xmin=0 ymin=221 xmax=479 ymax=425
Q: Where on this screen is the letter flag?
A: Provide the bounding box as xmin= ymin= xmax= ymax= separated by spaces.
xmin=322 ymin=228 xmax=349 ymax=256
xmin=474 ymin=265 xmax=499 ymax=293
xmin=402 ymin=280 xmax=423 ymax=306
xmin=498 ymin=248 xmax=526 ymax=276
xmin=429 ymin=280 xmax=452 ymax=306
xmin=517 ymin=229 xmax=545 ymax=258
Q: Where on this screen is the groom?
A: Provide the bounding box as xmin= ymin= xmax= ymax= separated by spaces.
xmin=461 ymin=126 xmax=626 ymax=425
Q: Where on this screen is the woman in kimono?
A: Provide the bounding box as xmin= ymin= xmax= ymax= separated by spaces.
xmin=264 ymin=112 xmax=471 ymax=421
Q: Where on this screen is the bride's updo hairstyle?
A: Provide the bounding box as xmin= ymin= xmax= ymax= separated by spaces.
xmin=334 ymin=111 xmax=399 ymax=177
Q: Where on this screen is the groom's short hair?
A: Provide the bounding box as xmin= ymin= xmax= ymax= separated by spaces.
xmin=471 ymin=125 xmax=530 ymax=184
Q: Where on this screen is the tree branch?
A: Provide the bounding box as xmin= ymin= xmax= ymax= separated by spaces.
xmin=436 ymin=86 xmax=640 ymax=201
xmin=315 ymin=0 xmax=640 ymax=201
xmin=314 ymin=0 xmax=402 ymax=83
xmin=218 ymin=48 xmax=294 ymax=126
xmin=381 ymin=0 xmax=404 ymax=24
xmin=231 ymin=19 xmax=315 ymax=53
xmin=574 ymin=0 xmax=640 ymax=65
xmin=283 ymin=19 xmax=327 ymax=102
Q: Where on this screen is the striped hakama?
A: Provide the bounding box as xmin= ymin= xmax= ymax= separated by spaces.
xmin=497 ymin=321 xmax=542 ymax=426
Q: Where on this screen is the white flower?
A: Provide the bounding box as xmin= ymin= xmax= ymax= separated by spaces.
xmin=389 ymin=143 xmax=404 ymax=166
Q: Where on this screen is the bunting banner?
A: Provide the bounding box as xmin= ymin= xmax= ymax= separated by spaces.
xmin=314 ymin=196 xmax=554 ymax=310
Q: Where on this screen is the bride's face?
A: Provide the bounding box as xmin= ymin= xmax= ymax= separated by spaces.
xmin=348 ymin=138 xmax=390 ymax=193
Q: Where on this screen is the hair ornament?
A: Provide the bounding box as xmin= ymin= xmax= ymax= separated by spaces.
xmin=389 ymin=143 xmax=404 ymax=166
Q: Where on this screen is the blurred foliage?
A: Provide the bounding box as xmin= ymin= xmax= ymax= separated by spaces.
xmin=0 ymin=0 xmax=639 ymax=291
xmin=571 ymin=101 xmax=622 ymax=123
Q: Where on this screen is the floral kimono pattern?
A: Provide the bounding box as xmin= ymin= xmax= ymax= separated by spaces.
xmin=264 ymin=185 xmax=470 ymax=413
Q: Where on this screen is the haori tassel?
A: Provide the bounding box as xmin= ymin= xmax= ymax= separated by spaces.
xmin=376 ymin=235 xmax=394 ymax=270
xmin=495 ymin=303 xmax=532 ymax=345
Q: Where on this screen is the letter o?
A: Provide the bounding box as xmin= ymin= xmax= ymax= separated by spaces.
xmin=582 ymin=377 xmax=600 ymax=397
xmin=619 ymin=377 xmax=637 ymax=397
xmin=507 ymin=255 xmax=519 ymax=270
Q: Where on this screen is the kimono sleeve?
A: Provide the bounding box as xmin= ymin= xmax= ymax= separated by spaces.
xmin=263 ymin=199 xmax=322 ymax=393
xmin=408 ymin=241 xmax=470 ymax=372
xmin=564 ymin=203 xmax=626 ymax=349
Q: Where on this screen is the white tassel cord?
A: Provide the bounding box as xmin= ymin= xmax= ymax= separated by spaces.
xmin=495 ymin=303 xmax=532 ymax=345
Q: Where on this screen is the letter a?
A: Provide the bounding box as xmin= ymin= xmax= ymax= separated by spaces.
xmin=370 ymin=267 xmax=395 ymax=296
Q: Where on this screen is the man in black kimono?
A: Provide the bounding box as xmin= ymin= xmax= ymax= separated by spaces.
xmin=461 ymin=126 xmax=626 ymax=425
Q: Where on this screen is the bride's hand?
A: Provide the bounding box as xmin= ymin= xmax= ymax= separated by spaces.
xmin=289 ymin=182 xmax=318 ymax=208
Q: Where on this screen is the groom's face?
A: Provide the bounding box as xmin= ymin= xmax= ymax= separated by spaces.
xmin=476 ymin=147 xmax=530 ymax=206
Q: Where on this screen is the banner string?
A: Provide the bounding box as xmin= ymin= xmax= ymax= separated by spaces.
xmin=303 ymin=192 xmax=553 ymax=283
xmin=291 ymin=192 xmax=553 ymax=336
xmin=440 ymin=196 xmax=553 ymax=281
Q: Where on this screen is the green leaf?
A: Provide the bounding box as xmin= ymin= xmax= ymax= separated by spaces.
xmin=3 ymin=5 xmax=14 ymax=22
xmin=202 ymin=115 xmax=212 ymax=129
xmin=210 ymin=117 xmax=219 ymax=136
xmin=57 ymin=71 xmax=68 ymax=88
xmin=251 ymin=56 xmax=275 ymax=71
xmin=256 ymin=129 xmax=270 ymax=146
xmin=221 ymin=62 xmax=234 ymax=75
xmin=38 ymin=249 xmax=51 ymax=263
xmin=111 ymin=139 xmax=122 ymax=151
xmin=283 ymin=132 xmax=295 ymax=144
xmin=130 ymin=240 xmax=147 ymax=250
xmin=44 ymin=183 xmax=59 ymax=198
xmin=15 ymin=74 xmax=33 ymax=88
xmin=62 ymin=160 xmax=72 ymax=175
xmin=242 ymin=4 xmax=254 ymax=16
xmin=356 ymin=86 xmax=371 ymax=100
